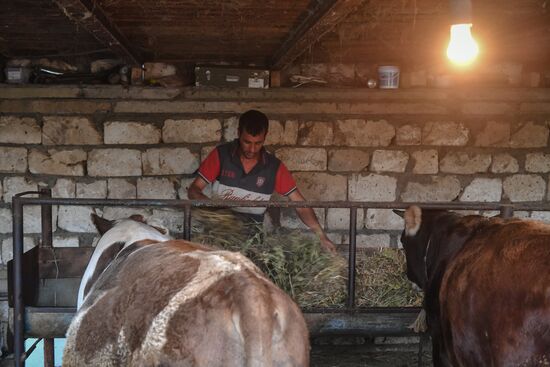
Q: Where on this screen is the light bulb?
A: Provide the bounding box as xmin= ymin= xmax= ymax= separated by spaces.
xmin=446 ymin=24 xmax=479 ymax=66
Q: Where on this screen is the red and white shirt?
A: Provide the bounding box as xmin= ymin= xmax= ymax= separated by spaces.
xmin=198 ymin=140 xmax=296 ymax=219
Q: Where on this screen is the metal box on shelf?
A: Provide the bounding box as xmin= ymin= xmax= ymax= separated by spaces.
xmin=195 ymin=66 xmax=269 ymax=88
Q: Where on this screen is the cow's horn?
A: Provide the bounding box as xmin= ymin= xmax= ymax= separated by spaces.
xmin=393 ymin=209 xmax=405 ymax=218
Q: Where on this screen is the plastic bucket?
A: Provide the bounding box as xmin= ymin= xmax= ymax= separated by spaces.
xmin=377 ymin=66 xmax=400 ymax=89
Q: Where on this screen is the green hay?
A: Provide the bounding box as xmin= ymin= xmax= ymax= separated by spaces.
xmin=191 ymin=209 xmax=422 ymax=308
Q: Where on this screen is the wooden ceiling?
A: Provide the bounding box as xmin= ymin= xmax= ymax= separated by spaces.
xmin=1 ymin=0 xmax=550 ymax=70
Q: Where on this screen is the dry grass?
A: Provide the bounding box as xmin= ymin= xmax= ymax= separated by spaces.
xmin=192 ymin=208 xmax=422 ymax=308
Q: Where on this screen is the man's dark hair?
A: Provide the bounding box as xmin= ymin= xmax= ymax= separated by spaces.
xmin=238 ymin=109 xmax=268 ymax=136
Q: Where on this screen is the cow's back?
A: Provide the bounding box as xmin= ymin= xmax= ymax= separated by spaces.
xmin=440 ymin=219 xmax=550 ymax=366
xmin=63 ymin=240 xmax=309 ymax=367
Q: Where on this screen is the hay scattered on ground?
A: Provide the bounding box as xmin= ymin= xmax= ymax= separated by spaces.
xmin=191 ymin=208 xmax=422 ymax=308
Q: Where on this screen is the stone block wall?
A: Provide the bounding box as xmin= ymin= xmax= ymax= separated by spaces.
xmin=0 ymin=85 xmax=549 ymax=265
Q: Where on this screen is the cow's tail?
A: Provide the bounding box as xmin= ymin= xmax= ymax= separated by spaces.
xmin=237 ymin=279 xmax=277 ymax=367
xmin=236 ymin=275 xmax=309 ymax=367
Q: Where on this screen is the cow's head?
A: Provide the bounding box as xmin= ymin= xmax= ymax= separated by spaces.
xmin=395 ymin=206 xmax=432 ymax=290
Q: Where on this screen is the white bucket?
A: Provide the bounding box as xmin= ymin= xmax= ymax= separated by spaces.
xmin=378 ymin=66 xmax=400 ymax=89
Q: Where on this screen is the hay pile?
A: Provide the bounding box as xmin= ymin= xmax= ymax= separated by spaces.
xmin=191 ymin=209 xmax=422 ymax=308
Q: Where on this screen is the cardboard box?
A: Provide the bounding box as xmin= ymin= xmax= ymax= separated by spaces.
xmin=195 ymin=66 xmax=269 ymax=88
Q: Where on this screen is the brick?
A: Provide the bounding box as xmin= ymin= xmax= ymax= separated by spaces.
xmin=327 ymin=64 xmax=355 ymax=84
xmin=275 ymin=148 xmax=326 ymax=171
xmin=22 ymin=205 xmax=58 ymax=234
xmin=326 ymin=208 xmax=364 ymax=230
xmin=42 ymin=116 xmax=101 ymax=145
xmin=475 ymin=121 xmax=510 ymax=147
xmin=491 ymin=154 xmax=519 ymax=173
xmin=356 ymin=234 xmax=391 ymax=249
xmin=509 ymin=122 xmax=549 ymax=148
xmin=53 ymin=236 xmax=80 ymax=248
xmin=0 ymin=147 xmax=27 ymax=173
xmin=460 ymin=178 xmax=502 ymax=202
xmin=265 ymin=120 xmax=298 ymax=146
xmin=280 ymin=208 xmax=325 ymax=230
xmin=104 ymin=121 xmax=161 ymax=144
xmin=52 ymin=178 xmax=76 ymax=198
xmin=2 ymin=237 xmax=36 ymax=264
xmin=142 ymin=148 xmax=199 ymax=175
xmin=370 ymin=150 xmax=409 ymax=173
xmin=401 ymin=176 xmax=461 ymax=202
xmin=348 ymin=174 xmax=397 ymax=202
xmin=396 ymin=125 xmax=421 ymax=146
xmin=223 ymin=116 xmax=239 ymax=142
xmin=201 ymin=146 xmax=216 ymax=161
xmin=76 ymin=180 xmax=107 ymax=198
xmin=151 ymin=208 xmax=185 ymax=234
xmin=298 ymin=121 xmax=333 ymax=146
xmin=440 ymin=152 xmax=491 ymax=174
xmin=88 ymin=149 xmax=142 ymax=177
xmin=529 ymin=211 xmax=550 ymax=224
xmin=3 ymin=177 xmax=37 ymax=203
xmin=0 ymin=208 xmax=12 ymax=234
xmin=503 ymin=175 xmax=545 ymax=202
xmin=293 ymin=172 xmax=347 ymax=201
xmin=57 ymin=206 xmax=97 ymax=232
xmin=102 ymin=207 xmax=150 ymax=222
xmin=412 ymin=150 xmax=438 ymax=174
xmin=107 ymin=178 xmax=136 ymax=199
xmin=525 ymin=153 xmax=550 ymax=173
xmin=334 ymin=119 xmax=395 ymax=147
xmin=365 ymin=209 xmax=404 ymax=230
xmin=0 ymin=116 xmax=41 ymax=144
xmin=328 ymin=149 xmax=369 ymax=172
xmin=28 ymin=149 xmax=86 ymax=176
xmin=422 ymin=122 xmax=469 ymax=146
xmin=462 ymin=102 xmax=514 ymax=115
xmin=137 ymin=177 xmax=176 ymax=199
xmin=163 ymin=118 xmax=221 ymax=143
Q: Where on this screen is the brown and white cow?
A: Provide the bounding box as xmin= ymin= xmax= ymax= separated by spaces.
xmin=64 ymin=214 xmax=310 ymax=367
xmin=398 ymin=206 xmax=550 ymax=367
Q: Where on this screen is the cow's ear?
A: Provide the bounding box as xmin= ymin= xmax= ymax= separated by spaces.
xmin=91 ymin=214 xmax=114 ymax=235
xmin=393 ymin=209 xmax=405 ymax=218
xmin=404 ymin=206 xmax=422 ymax=236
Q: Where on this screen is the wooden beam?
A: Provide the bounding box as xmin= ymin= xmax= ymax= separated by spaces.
xmin=52 ymin=0 xmax=142 ymax=65
xmin=270 ymin=0 xmax=365 ymax=70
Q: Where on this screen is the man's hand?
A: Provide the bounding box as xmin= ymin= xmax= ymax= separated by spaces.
xmin=320 ymin=234 xmax=337 ymax=255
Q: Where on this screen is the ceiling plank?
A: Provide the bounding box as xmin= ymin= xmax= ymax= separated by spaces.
xmin=270 ymin=0 xmax=365 ymax=69
xmin=52 ymin=0 xmax=142 ymax=65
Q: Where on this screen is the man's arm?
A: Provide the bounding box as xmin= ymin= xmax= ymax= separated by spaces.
xmin=287 ymin=190 xmax=337 ymax=254
xmin=187 ymin=177 xmax=210 ymax=200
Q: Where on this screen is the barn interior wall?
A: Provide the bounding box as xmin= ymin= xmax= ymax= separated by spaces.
xmin=0 ymin=85 xmax=549 ymax=298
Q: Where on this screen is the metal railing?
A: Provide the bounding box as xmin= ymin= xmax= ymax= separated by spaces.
xmin=10 ymin=192 xmax=550 ymax=366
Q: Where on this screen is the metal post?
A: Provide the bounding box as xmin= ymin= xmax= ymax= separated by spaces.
xmin=39 ymin=188 xmax=54 ymax=367
xmin=12 ymin=196 xmax=25 ymax=367
xmin=183 ymin=204 xmax=191 ymax=241
xmin=347 ymin=207 xmax=357 ymax=308
xmin=499 ymin=205 xmax=514 ymax=218
xmin=40 ymin=188 xmax=53 ymax=248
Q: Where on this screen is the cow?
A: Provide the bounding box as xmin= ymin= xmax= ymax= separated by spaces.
xmin=63 ymin=214 xmax=310 ymax=367
xmin=397 ymin=206 xmax=550 ymax=367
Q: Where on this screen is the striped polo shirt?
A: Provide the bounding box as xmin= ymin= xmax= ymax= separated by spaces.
xmin=198 ymin=140 xmax=297 ymax=220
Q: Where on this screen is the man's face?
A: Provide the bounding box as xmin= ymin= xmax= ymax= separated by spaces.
xmin=238 ymin=130 xmax=266 ymax=160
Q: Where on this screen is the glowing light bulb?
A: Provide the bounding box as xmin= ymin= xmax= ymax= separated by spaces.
xmin=446 ymin=24 xmax=479 ymax=66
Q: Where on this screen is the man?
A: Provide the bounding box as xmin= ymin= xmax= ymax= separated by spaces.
xmin=188 ymin=109 xmax=336 ymax=254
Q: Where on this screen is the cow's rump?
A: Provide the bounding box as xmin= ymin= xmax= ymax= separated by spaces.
xmin=399 ymin=206 xmax=550 ymax=367
xmin=64 ymin=224 xmax=309 ymax=367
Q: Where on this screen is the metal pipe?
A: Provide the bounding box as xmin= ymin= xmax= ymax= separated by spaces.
xmin=40 ymin=188 xmax=53 ymax=248
xmin=347 ymin=207 xmax=357 ymax=308
xmin=499 ymin=205 xmax=514 ymax=218
xmin=21 ymin=337 xmax=41 ymax=362
xmin=12 ymin=196 xmax=25 ymax=367
xmin=12 ymin=197 xmax=550 ymax=212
